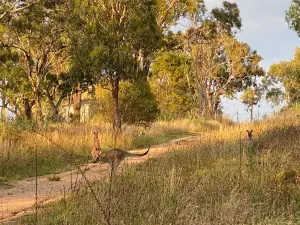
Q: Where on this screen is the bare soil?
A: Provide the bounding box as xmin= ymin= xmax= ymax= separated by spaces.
xmin=0 ymin=135 xmax=199 ymax=223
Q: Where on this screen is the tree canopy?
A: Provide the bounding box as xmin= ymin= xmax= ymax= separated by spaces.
xmin=0 ymin=0 xmax=267 ymax=127
xmin=268 ymin=48 xmax=300 ymax=105
xmin=286 ymin=0 xmax=300 ymax=36
xmin=151 ymin=1 xmax=264 ymax=118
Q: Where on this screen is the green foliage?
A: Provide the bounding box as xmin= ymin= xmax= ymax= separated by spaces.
xmin=0 ymin=47 xmax=33 ymax=117
xmin=0 ymin=0 xmax=70 ymax=125
xmin=241 ymin=88 xmax=260 ymax=118
xmin=0 ymin=0 xmax=265 ymax=126
xmin=151 ymin=2 xmax=264 ymax=118
xmin=120 ymin=79 xmax=159 ymax=127
xmin=156 ymin=0 xmax=205 ymax=28
xmin=262 ymin=75 xmax=285 ymax=106
xmin=69 ymin=0 xmax=163 ymax=80
xmin=151 ymin=52 xmax=194 ymax=119
xmin=93 ymin=80 xmax=159 ymax=127
xmin=69 ymin=0 xmax=165 ymax=128
xmin=268 ymin=48 xmax=300 ymax=105
xmin=286 ymin=0 xmax=300 ymax=36
xmin=211 ymin=1 xmax=242 ymax=34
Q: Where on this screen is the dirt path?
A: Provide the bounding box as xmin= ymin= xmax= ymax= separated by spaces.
xmin=0 ymin=135 xmax=199 ymax=223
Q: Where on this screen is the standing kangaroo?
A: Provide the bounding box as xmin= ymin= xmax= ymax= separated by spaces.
xmin=91 ymin=129 xmax=102 ymax=163
xmin=91 ymin=129 xmax=150 ymax=172
xmin=246 ymin=129 xmax=255 ymax=169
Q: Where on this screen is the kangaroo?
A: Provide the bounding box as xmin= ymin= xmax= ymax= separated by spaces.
xmin=91 ymin=129 xmax=102 ymax=163
xmin=246 ymin=130 xmax=254 ymax=146
xmin=246 ymin=129 xmax=255 ymax=169
xmin=91 ymin=130 xmax=150 ymax=172
xmin=95 ymin=147 xmax=150 ymax=172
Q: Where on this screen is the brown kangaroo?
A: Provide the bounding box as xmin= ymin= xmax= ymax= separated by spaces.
xmin=246 ymin=129 xmax=255 ymax=169
xmin=246 ymin=130 xmax=254 ymax=146
xmin=91 ymin=129 xmax=102 ymax=163
xmin=91 ymin=129 xmax=150 ymax=172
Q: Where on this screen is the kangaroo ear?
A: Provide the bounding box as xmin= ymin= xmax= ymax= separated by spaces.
xmin=246 ymin=130 xmax=249 ymax=133
xmin=250 ymin=130 xmax=253 ymax=133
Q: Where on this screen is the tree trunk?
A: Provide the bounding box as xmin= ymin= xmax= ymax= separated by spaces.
xmin=1 ymin=107 xmax=6 ymax=122
xmin=46 ymin=90 xmax=64 ymax=122
xmin=49 ymin=103 xmax=59 ymax=121
xmin=212 ymin=96 xmax=220 ymax=120
xmin=197 ymin=86 xmax=207 ymax=116
xmin=72 ymin=84 xmax=82 ymax=122
xmin=195 ymin=74 xmax=207 ymax=117
xmin=34 ymin=89 xmax=43 ymax=129
xmin=23 ymin=98 xmax=34 ymax=120
xmin=111 ymin=79 xmax=121 ymax=129
xmin=250 ymin=104 xmax=253 ymax=122
xmin=286 ymin=91 xmax=291 ymax=106
xmin=1 ymin=93 xmax=6 ymax=122
xmin=206 ymin=87 xmax=213 ymax=117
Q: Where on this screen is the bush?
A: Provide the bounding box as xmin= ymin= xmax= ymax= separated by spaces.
xmin=92 ymin=79 xmax=159 ymax=127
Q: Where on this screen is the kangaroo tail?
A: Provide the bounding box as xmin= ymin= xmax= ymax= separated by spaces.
xmin=125 ymin=146 xmax=150 ymax=157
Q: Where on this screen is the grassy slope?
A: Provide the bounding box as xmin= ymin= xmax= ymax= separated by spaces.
xmin=0 ymin=119 xmax=218 ymax=182
xmin=9 ymin=106 xmax=300 ymax=225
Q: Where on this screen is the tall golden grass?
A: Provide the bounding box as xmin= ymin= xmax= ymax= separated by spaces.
xmin=8 ymin=106 xmax=300 ymax=224
xmin=0 ymin=118 xmax=221 ymax=181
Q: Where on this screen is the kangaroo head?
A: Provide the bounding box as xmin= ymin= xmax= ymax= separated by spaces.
xmin=92 ymin=128 xmax=102 ymax=153
xmin=246 ymin=129 xmax=253 ymax=138
xmin=92 ymin=128 xmax=100 ymax=136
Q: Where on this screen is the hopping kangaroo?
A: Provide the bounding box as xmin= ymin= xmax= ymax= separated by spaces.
xmin=91 ymin=129 xmax=150 ymax=172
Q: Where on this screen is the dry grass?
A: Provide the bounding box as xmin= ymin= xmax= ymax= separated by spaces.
xmin=0 ymin=118 xmax=219 ymax=181
xmin=7 ymin=106 xmax=300 ymax=224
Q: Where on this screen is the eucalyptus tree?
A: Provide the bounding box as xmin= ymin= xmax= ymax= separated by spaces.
xmin=190 ymin=34 xmax=264 ymax=117
xmin=0 ymin=0 xmax=69 ymax=127
xmin=69 ymin=0 xmax=161 ymax=128
xmin=0 ymin=45 xmax=35 ymax=120
xmin=152 ymin=1 xmax=264 ymax=118
xmin=186 ymin=2 xmax=264 ymax=117
xmin=241 ymin=88 xmax=261 ymax=121
xmin=266 ymin=1 xmax=300 ymax=106
xmin=150 ymin=52 xmax=194 ymax=119
xmin=286 ymin=0 xmax=300 ymax=36
xmin=69 ymin=0 xmax=201 ymax=128
xmin=268 ymin=48 xmax=300 ymax=105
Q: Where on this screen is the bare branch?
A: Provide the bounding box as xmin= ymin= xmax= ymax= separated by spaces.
xmin=0 ymin=0 xmax=39 ymax=21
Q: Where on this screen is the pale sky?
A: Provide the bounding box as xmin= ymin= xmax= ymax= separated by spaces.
xmin=206 ymin=0 xmax=300 ymax=121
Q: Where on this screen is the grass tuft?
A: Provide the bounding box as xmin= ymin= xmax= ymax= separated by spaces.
xmin=47 ymin=175 xmax=61 ymax=182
